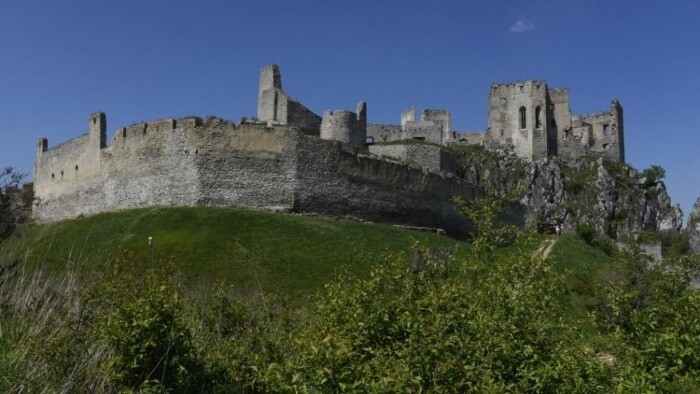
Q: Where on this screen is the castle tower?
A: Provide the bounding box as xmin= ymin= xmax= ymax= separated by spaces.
xmin=257 ymin=64 xmax=286 ymax=124
xmin=611 ymin=99 xmax=624 ymax=162
xmin=421 ymin=109 xmax=452 ymax=143
xmin=255 ymin=64 xmax=322 ymax=134
xmin=35 ymin=138 xmax=48 ymax=158
xmin=320 ymin=101 xmax=368 ymax=149
xmin=401 ymin=107 xmax=415 ymax=128
xmin=88 ymin=112 xmax=106 ymax=161
xmin=486 ymin=80 xmax=551 ymax=161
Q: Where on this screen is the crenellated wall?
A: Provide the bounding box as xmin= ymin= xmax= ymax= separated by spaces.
xmin=33 ymin=114 xmax=485 ymax=237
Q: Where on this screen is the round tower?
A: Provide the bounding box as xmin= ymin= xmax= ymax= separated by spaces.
xmin=320 ymin=101 xmax=367 ymax=148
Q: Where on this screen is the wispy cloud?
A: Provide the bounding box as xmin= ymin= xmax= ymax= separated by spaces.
xmin=510 ymin=19 xmax=535 ymax=33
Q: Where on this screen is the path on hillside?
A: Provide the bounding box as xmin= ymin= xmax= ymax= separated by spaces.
xmin=537 ymin=237 xmax=558 ymax=259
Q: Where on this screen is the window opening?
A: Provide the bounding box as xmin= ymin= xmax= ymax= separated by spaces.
xmin=519 ymin=107 xmax=527 ymax=129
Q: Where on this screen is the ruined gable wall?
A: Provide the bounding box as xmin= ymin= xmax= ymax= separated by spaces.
xmin=257 ymin=64 xmax=321 ymax=134
xmin=287 ymin=98 xmax=322 ymax=135
xmin=559 ymin=100 xmax=623 ymax=162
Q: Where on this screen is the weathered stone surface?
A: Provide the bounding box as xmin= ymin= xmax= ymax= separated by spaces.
xmin=33 ymin=115 xmax=491 ymax=238
xmin=367 ymin=80 xmax=624 ymax=163
xmin=368 ymin=144 xmax=456 ymax=175
xmin=453 ymin=149 xmax=681 ymax=238
xmin=687 ymin=197 xmax=700 ymax=254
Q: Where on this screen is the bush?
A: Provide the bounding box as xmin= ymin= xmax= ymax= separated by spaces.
xmin=576 ymin=224 xmax=596 ymax=245
xmin=84 ymin=259 xmax=211 ymax=392
xmin=278 ymin=193 xmax=612 ymax=392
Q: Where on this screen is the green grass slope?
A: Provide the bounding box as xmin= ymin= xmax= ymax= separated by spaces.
xmin=0 ymin=207 xmax=469 ymax=298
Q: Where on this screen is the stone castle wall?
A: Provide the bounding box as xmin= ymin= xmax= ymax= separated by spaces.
xmin=33 ymin=64 xmax=623 ymax=237
xmin=34 ymin=115 xmax=481 ymax=237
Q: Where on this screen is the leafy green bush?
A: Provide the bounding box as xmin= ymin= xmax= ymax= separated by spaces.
xmin=282 ymin=239 xmax=610 ymax=391
xmin=84 ymin=259 xmax=211 ymax=392
xmin=576 ymin=224 xmax=597 ymax=245
xmin=275 ymin=193 xmax=612 ymax=392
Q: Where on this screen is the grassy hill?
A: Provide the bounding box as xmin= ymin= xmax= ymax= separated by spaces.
xmin=0 ymin=207 xmax=470 ymax=298
xmin=9 ymin=206 xmax=696 ymax=392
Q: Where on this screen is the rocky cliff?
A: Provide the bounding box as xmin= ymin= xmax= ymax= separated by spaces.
xmin=687 ymin=198 xmax=700 ymax=254
xmin=448 ymin=145 xmax=683 ymax=239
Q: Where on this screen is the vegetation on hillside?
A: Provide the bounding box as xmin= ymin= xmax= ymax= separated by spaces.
xmin=1 ymin=194 xmax=699 ymax=392
xmin=0 ymin=167 xmax=32 ymax=239
xmin=0 ymin=207 xmax=468 ymax=298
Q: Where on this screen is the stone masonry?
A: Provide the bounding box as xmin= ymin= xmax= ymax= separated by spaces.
xmin=34 ymin=64 xmax=623 ymax=236
xmin=367 ymin=81 xmax=624 ymax=162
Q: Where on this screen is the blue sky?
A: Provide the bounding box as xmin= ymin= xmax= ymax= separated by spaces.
xmin=2 ymin=1 xmax=699 ymax=219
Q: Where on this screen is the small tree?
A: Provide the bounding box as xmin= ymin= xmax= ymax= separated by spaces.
xmin=640 ymin=165 xmax=666 ymax=185
xmin=0 ymin=167 xmax=31 ymax=238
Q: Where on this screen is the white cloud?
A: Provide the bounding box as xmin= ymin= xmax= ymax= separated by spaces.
xmin=510 ymin=19 xmax=535 ymax=33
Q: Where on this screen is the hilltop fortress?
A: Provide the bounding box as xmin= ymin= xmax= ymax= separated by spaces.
xmin=33 ymin=65 xmax=624 ymax=235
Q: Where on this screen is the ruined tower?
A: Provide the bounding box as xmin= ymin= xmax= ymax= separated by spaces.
xmin=256 ymin=64 xmax=321 ymax=134
xmin=320 ymin=101 xmax=368 ymax=149
xmin=486 ymin=80 xmax=552 ymax=160
xmin=484 ymin=80 xmax=623 ymax=162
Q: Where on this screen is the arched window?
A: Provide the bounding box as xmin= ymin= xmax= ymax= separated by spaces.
xmin=519 ymin=106 xmax=527 ymax=129
xmin=535 ymin=106 xmax=542 ymax=129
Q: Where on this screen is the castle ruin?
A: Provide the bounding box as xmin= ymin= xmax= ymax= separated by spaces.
xmin=33 ymin=65 xmax=624 ymax=234
xmin=367 ymin=80 xmax=624 ymax=163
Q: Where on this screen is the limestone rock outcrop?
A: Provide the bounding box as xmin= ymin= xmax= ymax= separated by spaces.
xmin=453 ymin=148 xmax=682 ymax=238
xmin=687 ymin=197 xmax=700 ymax=254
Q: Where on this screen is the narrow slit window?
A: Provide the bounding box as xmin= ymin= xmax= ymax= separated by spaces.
xmin=535 ymin=106 xmax=542 ymax=129
xmin=519 ymin=107 xmax=527 ymax=129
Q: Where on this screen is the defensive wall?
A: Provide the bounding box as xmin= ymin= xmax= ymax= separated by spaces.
xmin=33 ymin=64 xmax=618 ymax=235
xmin=34 ymin=114 xmax=487 ymax=237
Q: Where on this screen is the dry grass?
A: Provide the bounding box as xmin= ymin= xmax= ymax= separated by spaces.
xmin=0 ymin=263 xmax=110 ymax=393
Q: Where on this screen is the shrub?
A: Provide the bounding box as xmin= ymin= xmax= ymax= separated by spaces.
xmin=84 ymin=258 xmax=211 ymax=393
xmin=576 ymin=224 xmax=596 ymax=245
xmin=280 ymin=193 xmax=612 ymax=391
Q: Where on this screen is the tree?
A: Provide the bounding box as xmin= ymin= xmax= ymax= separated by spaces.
xmin=0 ymin=167 xmax=31 ymax=238
xmin=640 ymin=165 xmax=666 ymax=186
